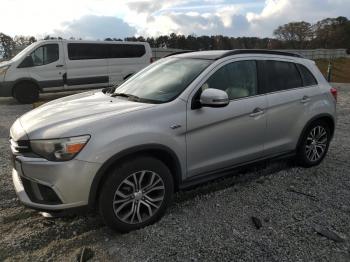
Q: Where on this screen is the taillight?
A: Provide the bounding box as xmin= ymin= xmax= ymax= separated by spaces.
xmin=330 ymin=87 xmax=337 ymax=102
xmin=150 ymin=57 xmax=155 ymax=63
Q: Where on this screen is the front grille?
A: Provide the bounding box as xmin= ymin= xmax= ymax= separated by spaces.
xmin=21 ymin=176 xmax=62 ymax=205
xmin=10 ymin=138 xmax=31 ymax=154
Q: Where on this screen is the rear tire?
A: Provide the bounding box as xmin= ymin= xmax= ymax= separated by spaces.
xmin=98 ymin=156 xmax=174 ymax=233
xmin=13 ymin=81 xmax=39 ymax=104
xmin=297 ymin=120 xmax=331 ymax=167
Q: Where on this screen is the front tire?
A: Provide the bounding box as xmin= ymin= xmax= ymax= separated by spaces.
xmin=13 ymin=81 xmax=39 ymax=104
xmin=297 ymin=120 xmax=331 ymax=167
xmin=98 ymin=156 xmax=174 ymax=232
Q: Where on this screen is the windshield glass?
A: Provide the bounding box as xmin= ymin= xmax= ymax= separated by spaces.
xmin=114 ymin=58 xmax=211 ymax=103
xmin=10 ymin=42 xmax=37 ymax=61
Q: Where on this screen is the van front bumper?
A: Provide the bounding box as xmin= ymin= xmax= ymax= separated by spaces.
xmin=12 ymin=156 xmax=101 ymax=212
xmin=0 ymin=81 xmax=13 ymax=97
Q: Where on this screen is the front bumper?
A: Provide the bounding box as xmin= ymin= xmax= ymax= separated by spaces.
xmin=12 ymin=156 xmax=101 ymax=211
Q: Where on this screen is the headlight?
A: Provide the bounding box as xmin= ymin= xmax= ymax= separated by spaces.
xmin=30 ymin=135 xmax=90 ymax=161
xmin=0 ymin=65 xmax=10 ymax=76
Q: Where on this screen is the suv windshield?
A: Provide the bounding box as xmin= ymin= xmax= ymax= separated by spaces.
xmin=114 ymin=58 xmax=211 ymax=103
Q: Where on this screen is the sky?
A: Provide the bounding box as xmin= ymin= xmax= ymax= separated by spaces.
xmin=1 ymin=0 xmax=350 ymax=40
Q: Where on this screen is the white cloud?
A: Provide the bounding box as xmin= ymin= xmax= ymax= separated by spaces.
xmin=0 ymin=0 xmax=349 ymax=39
xmin=53 ymin=15 xmax=136 ymax=40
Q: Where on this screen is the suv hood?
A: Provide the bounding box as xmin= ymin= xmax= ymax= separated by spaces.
xmin=19 ymin=90 xmax=155 ymax=139
xmin=0 ymin=60 xmax=11 ymax=67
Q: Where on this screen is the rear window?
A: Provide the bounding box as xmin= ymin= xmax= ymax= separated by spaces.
xmin=297 ymin=64 xmax=318 ymax=86
xmin=262 ymin=60 xmax=302 ymax=92
xmin=68 ymin=43 xmax=146 ymax=60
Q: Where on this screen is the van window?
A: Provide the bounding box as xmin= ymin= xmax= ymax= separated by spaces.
xmin=203 ymin=60 xmax=258 ymax=100
xmin=263 ymin=60 xmax=302 ymax=92
xmin=68 ymin=44 xmax=107 ymax=60
xmin=110 ymin=44 xmax=146 ymax=58
xmin=297 ymin=64 xmax=318 ymax=86
xmin=68 ymin=43 xmax=146 ymax=60
xmin=19 ymin=44 xmax=59 ymax=67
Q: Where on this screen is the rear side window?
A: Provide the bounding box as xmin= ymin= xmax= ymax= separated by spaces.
xmin=110 ymin=44 xmax=146 ymax=58
xmin=68 ymin=43 xmax=146 ymax=60
xmin=297 ymin=64 xmax=318 ymax=86
xmin=68 ymin=44 xmax=107 ymax=60
xmin=262 ymin=60 xmax=302 ymax=92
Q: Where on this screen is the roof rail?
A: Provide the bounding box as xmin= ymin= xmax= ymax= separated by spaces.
xmin=218 ymin=49 xmax=304 ymax=59
xmin=164 ymin=51 xmax=193 ymax=58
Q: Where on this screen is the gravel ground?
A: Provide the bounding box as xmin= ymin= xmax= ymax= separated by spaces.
xmin=1 ymin=85 xmax=350 ymax=261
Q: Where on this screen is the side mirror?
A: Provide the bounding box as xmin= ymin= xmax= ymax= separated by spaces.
xmin=200 ymin=88 xmax=229 ymax=107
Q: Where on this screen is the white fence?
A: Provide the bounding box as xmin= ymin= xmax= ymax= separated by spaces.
xmin=152 ymin=48 xmax=348 ymax=60
xmin=278 ymin=49 xmax=347 ymax=59
xmin=152 ymin=48 xmax=191 ymax=60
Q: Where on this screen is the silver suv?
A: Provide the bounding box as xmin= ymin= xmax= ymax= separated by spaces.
xmin=10 ymin=50 xmax=337 ymax=232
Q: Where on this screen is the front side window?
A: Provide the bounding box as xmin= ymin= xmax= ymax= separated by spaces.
xmin=31 ymin=44 xmax=59 ymax=66
xmin=19 ymin=44 xmax=59 ymax=68
xmin=263 ymin=60 xmax=302 ymax=92
xmin=201 ymin=60 xmax=258 ymax=100
xmin=114 ymin=58 xmax=211 ymax=103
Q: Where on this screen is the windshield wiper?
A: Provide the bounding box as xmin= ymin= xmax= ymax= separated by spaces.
xmin=111 ymin=92 xmax=141 ymax=101
xmin=102 ymin=85 xmax=118 ymax=94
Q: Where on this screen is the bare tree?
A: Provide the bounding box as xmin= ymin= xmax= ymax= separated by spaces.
xmin=0 ymin=33 xmax=15 ymax=59
xmin=273 ymin=21 xmax=313 ymax=48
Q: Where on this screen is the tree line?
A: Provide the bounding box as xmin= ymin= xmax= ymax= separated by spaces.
xmin=1 ymin=16 xmax=349 ymax=59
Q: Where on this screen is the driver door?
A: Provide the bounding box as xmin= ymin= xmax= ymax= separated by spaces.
xmin=26 ymin=42 xmax=66 ymax=91
xmin=186 ymin=60 xmax=267 ymax=177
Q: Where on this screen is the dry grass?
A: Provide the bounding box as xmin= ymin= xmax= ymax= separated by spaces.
xmin=315 ymin=58 xmax=350 ymax=83
xmin=32 ymin=101 xmax=46 ymax=108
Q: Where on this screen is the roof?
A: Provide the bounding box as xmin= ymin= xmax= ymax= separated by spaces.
xmin=171 ymin=49 xmax=304 ymax=60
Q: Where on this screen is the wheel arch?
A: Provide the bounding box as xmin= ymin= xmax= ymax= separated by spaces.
xmin=297 ymin=113 xmax=335 ymax=149
xmin=12 ymin=78 xmax=42 ymax=96
xmin=88 ymin=144 xmax=183 ymax=209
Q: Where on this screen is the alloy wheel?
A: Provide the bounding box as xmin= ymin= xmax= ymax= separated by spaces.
xmin=305 ymin=125 xmax=328 ymax=162
xmin=112 ymin=170 xmax=165 ymax=224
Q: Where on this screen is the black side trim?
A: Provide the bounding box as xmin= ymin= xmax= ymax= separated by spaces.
xmin=180 ymin=151 xmax=296 ymax=189
xmin=88 ymin=144 xmax=182 ymax=208
xmin=39 ymin=80 xmax=64 ymax=88
xmin=67 ymin=76 xmax=109 ymax=86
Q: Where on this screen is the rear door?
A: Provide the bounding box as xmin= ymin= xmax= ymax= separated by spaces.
xmin=186 ymin=59 xmax=267 ymax=177
xmin=26 ymin=42 xmax=66 ymax=91
xmin=65 ymin=43 xmax=109 ymax=89
xmin=261 ymin=59 xmax=319 ymax=155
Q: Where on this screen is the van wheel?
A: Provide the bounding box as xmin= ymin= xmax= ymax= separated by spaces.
xmin=13 ymin=81 xmax=39 ymax=104
xmin=297 ymin=120 xmax=331 ymax=167
xmin=98 ymin=156 xmax=174 ymax=233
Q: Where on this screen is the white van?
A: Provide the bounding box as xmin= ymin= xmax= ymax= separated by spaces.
xmin=0 ymin=40 xmax=152 ymax=103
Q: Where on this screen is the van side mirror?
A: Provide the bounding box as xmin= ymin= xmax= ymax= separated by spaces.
xmin=200 ymin=88 xmax=229 ymax=107
xmin=18 ymin=55 xmax=34 ymax=68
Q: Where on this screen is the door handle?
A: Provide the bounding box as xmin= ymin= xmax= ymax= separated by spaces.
xmin=249 ymin=107 xmax=264 ymax=117
xmin=56 ymin=64 xmax=64 ymax=68
xmin=301 ymin=95 xmax=311 ymax=103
